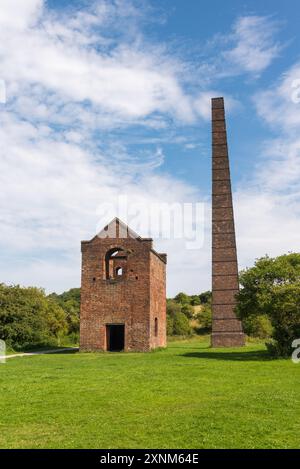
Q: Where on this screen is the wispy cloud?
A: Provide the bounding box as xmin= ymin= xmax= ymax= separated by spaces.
xmin=0 ymin=0 xmax=198 ymax=126
xmin=188 ymin=15 xmax=283 ymax=86
xmin=0 ymin=0 xmax=290 ymax=295
xmin=222 ymin=15 xmax=282 ymax=76
xmin=233 ymin=61 xmax=300 ymax=270
xmin=0 ymin=0 xmax=211 ymax=294
xmin=254 ymin=62 xmax=300 ymax=131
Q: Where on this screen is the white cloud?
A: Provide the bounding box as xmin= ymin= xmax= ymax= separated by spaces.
xmin=0 ymin=0 xmax=220 ymax=295
xmin=232 ymin=61 xmax=300 ymax=272
xmin=0 ymin=0 xmax=42 ymax=31
xmin=0 ymin=109 xmax=205 ymax=295
xmin=235 ymin=189 xmax=300 ymax=271
xmin=2 ymin=2 xmax=285 ymax=296
xmin=0 ymin=0 xmax=196 ymax=124
xmin=223 ymin=15 xmax=281 ymax=75
xmin=254 ymin=62 xmax=300 ymax=131
xmin=253 ymin=62 xmax=300 ymax=188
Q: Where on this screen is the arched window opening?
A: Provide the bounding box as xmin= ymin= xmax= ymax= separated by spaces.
xmin=154 ymin=317 xmax=158 ymax=337
xmin=105 ymin=248 xmax=127 ymax=280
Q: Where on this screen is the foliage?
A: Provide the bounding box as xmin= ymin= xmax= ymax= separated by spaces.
xmin=168 ymin=291 xmax=213 ymax=335
xmin=199 ymin=291 xmax=212 ymax=304
xmin=196 ymin=304 xmax=212 ymax=331
xmin=166 ymin=315 xmax=174 ymax=336
xmin=181 ymin=303 xmax=194 ymax=319
xmin=167 ymin=298 xmax=193 ymax=334
xmin=0 ymin=284 xmax=68 ymax=349
xmin=48 ymin=288 xmax=80 ymax=334
xmin=172 ymin=311 xmax=192 ymax=336
xmin=236 ymin=253 xmax=300 ymax=357
xmin=166 ymin=299 xmax=182 ymax=316
xmin=174 ymin=292 xmax=190 ymax=304
xmin=242 ymin=314 xmax=273 ymax=339
xmin=190 ymin=295 xmax=201 ymax=306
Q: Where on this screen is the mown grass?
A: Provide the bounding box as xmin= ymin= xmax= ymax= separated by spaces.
xmin=0 ymin=336 xmax=299 ymax=449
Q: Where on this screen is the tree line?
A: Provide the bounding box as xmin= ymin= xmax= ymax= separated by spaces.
xmin=0 ymin=253 xmax=299 ymax=356
xmin=0 ymin=285 xmax=80 ymax=350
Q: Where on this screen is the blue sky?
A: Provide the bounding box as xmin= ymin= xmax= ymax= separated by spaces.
xmin=0 ymin=0 xmax=300 ymax=295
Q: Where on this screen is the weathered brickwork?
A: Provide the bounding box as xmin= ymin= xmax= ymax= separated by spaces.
xmin=80 ymin=218 xmax=167 ymax=352
xmin=211 ymin=97 xmax=245 ymax=347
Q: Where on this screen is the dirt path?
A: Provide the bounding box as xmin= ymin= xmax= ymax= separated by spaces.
xmin=1 ymin=347 xmax=79 ymax=360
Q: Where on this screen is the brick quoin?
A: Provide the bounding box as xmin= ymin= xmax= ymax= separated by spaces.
xmin=80 ymin=218 xmax=167 ymax=352
xmin=211 ymin=97 xmax=245 ymax=347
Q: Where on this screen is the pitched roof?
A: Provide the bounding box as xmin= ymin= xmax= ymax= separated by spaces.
xmin=82 ymin=217 xmax=167 ymax=264
xmin=97 ymin=217 xmax=143 ymax=240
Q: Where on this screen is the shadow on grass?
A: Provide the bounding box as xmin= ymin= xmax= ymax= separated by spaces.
xmin=181 ymin=349 xmax=272 ymax=362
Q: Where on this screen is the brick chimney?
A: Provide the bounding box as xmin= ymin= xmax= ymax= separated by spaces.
xmin=211 ymin=97 xmax=245 ymax=347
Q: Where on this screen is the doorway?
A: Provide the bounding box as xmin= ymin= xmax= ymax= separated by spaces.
xmin=106 ymin=324 xmax=125 ymax=351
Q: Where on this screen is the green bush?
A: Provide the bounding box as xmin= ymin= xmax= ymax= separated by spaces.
xmin=166 ymin=315 xmax=174 ymax=336
xmin=242 ymin=314 xmax=273 ymax=339
xmin=237 ymin=253 xmax=300 ymax=357
xmin=196 ymin=304 xmax=212 ymax=331
xmin=190 ymin=295 xmax=201 ymax=306
xmin=0 ymin=284 xmax=68 ymax=350
xmin=174 ymin=292 xmax=190 ymax=305
xmin=266 ymin=284 xmax=300 ymax=356
xmin=199 ymin=291 xmax=211 ymax=304
xmin=181 ymin=304 xmax=194 ymax=319
xmin=166 ymin=299 xmax=181 ymax=316
xmin=172 ymin=311 xmax=192 ymax=336
xmin=48 ymin=288 xmax=80 ymax=334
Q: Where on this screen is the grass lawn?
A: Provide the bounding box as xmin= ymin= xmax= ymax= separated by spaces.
xmin=0 ymin=336 xmax=299 ymax=449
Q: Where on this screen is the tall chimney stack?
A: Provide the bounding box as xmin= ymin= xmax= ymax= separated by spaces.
xmin=211 ymin=97 xmax=245 ymax=347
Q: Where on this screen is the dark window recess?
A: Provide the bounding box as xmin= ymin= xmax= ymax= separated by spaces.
xmin=106 ymin=324 xmax=125 ymax=351
xmin=155 ymin=317 xmax=158 ymax=337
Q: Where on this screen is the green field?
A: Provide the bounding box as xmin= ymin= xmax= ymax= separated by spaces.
xmin=1 ymin=337 xmax=299 ymax=449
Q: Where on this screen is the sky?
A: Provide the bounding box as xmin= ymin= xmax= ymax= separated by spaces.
xmin=0 ymin=0 xmax=300 ymax=296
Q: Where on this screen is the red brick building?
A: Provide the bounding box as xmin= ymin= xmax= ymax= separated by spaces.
xmin=80 ymin=218 xmax=167 ymax=352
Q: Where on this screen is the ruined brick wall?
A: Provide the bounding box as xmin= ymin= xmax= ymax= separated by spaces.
xmin=80 ymin=228 xmax=166 ymax=352
xmin=149 ymin=251 xmax=167 ymax=349
xmin=211 ymin=97 xmax=245 ymax=347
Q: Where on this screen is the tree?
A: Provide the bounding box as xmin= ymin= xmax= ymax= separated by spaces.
xmin=196 ymin=304 xmax=212 ymax=331
xmin=236 ymin=253 xmax=300 ymax=356
xmin=190 ymin=295 xmax=201 ymax=306
xmin=0 ymin=284 xmax=68 ymax=349
xmin=167 ymin=299 xmax=181 ymax=317
xmin=181 ymin=303 xmax=194 ymax=319
xmin=199 ymin=291 xmax=212 ymax=304
xmin=173 ymin=311 xmax=191 ymax=336
xmin=166 ymin=315 xmax=174 ymax=336
xmin=48 ymin=288 xmax=80 ymax=334
xmin=242 ymin=315 xmax=273 ymax=339
xmin=46 ymin=300 xmax=68 ymax=344
xmin=174 ymin=292 xmax=190 ymax=305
